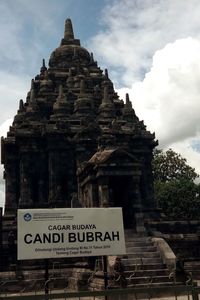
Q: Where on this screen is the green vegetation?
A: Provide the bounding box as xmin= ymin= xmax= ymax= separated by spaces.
xmin=152 ymin=149 xmax=200 ymax=220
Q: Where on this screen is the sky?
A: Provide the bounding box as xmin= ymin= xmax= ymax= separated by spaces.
xmin=1 ymin=0 xmax=200 ymax=209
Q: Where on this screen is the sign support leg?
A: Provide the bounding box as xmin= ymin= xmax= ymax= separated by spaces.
xmin=103 ymin=256 xmax=108 ymax=300
xmin=45 ymin=258 xmax=49 ymax=295
xmin=0 ymin=208 xmax=2 ymax=272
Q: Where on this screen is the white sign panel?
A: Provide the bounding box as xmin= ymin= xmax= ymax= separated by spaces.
xmin=17 ymin=208 xmax=126 ymax=260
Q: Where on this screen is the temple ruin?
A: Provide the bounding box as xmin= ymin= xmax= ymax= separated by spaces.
xmin=1 ymin=19 xmax=158 ymax=228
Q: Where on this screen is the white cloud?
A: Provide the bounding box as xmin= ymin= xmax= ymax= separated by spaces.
xmin=0 ymin=0 xmax=64 ymax=77
xmin=90 ymin=0 xmax=200 ymax=86
xmin=117 ymin=37 xmax=200 ymax=175
xmin=0 ymin=72 xmax=30 ymax=124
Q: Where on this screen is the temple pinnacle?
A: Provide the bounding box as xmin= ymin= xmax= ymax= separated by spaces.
xmin=64 ymin=18 xmax=74 ymax=40
xmin=103 ymin=86 xmax=110 ymax=104
xmin=79 ymin=79 xmax=86 ymax=96
xmin=19 ymin=99 xmax=24 ymax=111
xmin=125 ymin=93 xmax=132 ymax=109
xmin=105 ymin=69 xmax=109 ymax=79
xmin=126 ymin=93 xmax=130 ymax=104
xmin=30 ymin=86 xmax=35 ymax=104
xmin=40 ymin=58 xmax=47 ymax=74
xmin=57 ymin=84 xmax=66 ymax=102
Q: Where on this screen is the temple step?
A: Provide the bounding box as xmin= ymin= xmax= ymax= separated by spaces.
xmin=89 ymin=230 xmax=174 ymax=290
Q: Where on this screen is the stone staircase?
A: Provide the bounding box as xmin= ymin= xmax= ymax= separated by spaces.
xmin=89 ymin=230 xmax=173 ymax=290
xmin=121 ymin=230 xmax=172 ymax=287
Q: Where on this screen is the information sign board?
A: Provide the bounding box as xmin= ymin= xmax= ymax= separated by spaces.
xmin=17 ymin=208 xmax=126 ymax=260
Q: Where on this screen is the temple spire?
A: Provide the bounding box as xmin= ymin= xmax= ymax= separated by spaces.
xmin=91 ymin=53 xmax=94 ymax=62
xmin=123 ymin=93 xmax=139 ymax=123
xmin=28 ymin=79 xmax=36 ymax=105
xmin=40 ymin=59 xmax=47 ymax=75
xmin=26 ymin=80 xmax=39 ymax=115
xmin=60 ymin=19 xmax=80 ymax=47
xmin=67 ymin=68 xmax=74 ymax=88
xmin=58 ymin=84 xmax=64 ymax=100
xmin=105 ymin=69 xmax=109 ymax=80
xmin=125 ymin=93 xmax=132 ymax=109
xmin=31 ymin=79 xmax=34 ymax=90
xmin=102 ymin=68 xmax=113 ymax=91
xmin=79 ymin=79 xmax=86 ymax=96
xmin=64 ymin=18 xmax=74 ymax=40
xmin=30 ymin=86 xmax=35 ymax=104
xmin=13 ymin=99 xmax=25 ymax=125
xmin=74 ymin=78 xmax=94 ymax=116
xmin=19 ymin=99 xmax=24 ymax=111
xmin=103 ymin=86 xmax=110 ymax=104
xmin=98 ymin=86 xmax=115 ymax=120
xmin=55 ymin=84 xmax=69 ymax=105
xmin=52 ymin=84 xmax=70 ymax=118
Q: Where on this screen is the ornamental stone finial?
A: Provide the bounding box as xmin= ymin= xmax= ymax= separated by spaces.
xmin=40 ymin=59 xmax=47 ymax=74
xmin=42 ymin=59 xmax=46 ymax=68
xmin=90 ymin=52 xmax=94 ymax=62
xmin=57 ymin=84 xmax=67 ymax=103
xmin=79 ymin=79 xmax=86 ymax=96
xmin=19 ymin=99 xmax=24 ymax=111
xmin=105 ymin=69 xmax=109 ymax=79
xmin=58 ymin=84 xmax=63 ymax=98
xmin=64 ymin=18 xmax=74 ymax=40
xmin=30 ymin=86 xmax=35 ymax=104
xmin=31 ymin=79 xmax=35 ymax=90
xmin=125 ymin=93 xmax=132 ymax=108
xmin=103 ymin=86 xmax=110 ymax=104
xmin=126 ymin=93 xmax=130 ymax=103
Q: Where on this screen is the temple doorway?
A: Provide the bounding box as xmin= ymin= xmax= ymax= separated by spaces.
xmin=109 ymin=176 xmax=135 ymax=229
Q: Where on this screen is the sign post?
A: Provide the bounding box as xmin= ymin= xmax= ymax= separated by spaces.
xmin=0 ymin=207 xmax=2 ymax=272
xmin=103 ymin=255 xmax=108 ymax=300
xmin=44 ymin=258 xmax=49 ymax=295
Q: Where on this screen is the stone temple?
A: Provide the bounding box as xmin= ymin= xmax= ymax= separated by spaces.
xmin=1 ymin=19 xmax=199 ymax=292
xmin=1 ymin=19 xmax=158 ymax=228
